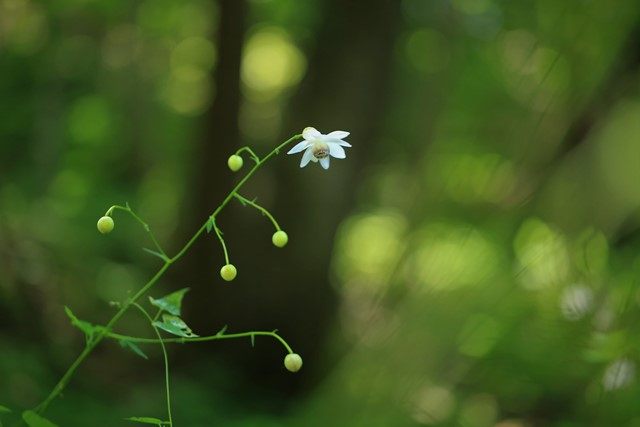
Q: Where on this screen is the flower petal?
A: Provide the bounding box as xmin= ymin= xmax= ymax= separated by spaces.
xmin=287 ymin=141 xmax=311 ymax=154
xmin=320 ymin=157 xmax=330 ymax=170
xmin=302 ymin=127 xmax=321 ymax=140
xmin=300 ymin=148 xmax=314 ymax=168
xmin=328 ymin=143 xmax=346 ymax=159
xmin=326 ymin=130 xmax=350 ymax=140
xmin=336 ymin=140 xmax=352 ymax=147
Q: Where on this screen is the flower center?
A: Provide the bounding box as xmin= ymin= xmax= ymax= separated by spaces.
xmin=312 ymin=141 xmax=329 ymax=159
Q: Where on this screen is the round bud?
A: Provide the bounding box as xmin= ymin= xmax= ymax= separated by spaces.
xmin=97 ymin=216 xmax=114 ymax=234
xmin=272 ymin=230 xmax=289 ymax=248
xmin=284 ymin=353 xmax=303 ymax=373
xmin=227 ymin=155 xmax=243 ymax=172
xmin=220 ymin=264 xmax=237 ymax=281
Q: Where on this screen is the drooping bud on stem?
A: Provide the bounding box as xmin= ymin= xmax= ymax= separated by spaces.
xmin=227 ymin=155 xmax=244 ymax=172
xmin=220 ymin=264 xmax=237 ymax=281
xmin=97 ymin=216 xmax=114 ymax=234
xmin=284 ymin=353 xmax=303 ymax=372
xmin=272 ymin=230 xmax=288 ymax=248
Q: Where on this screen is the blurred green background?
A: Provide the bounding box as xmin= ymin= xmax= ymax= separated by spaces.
xmin=2 ymin=0 xmax=640 ymax=425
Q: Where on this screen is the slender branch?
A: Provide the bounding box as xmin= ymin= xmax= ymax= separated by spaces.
xmin=106 ymin=204 xmax=168 ymax=261
xmin=132 ymin=303 xmax=173 ymax=427
xmin=235 ymin=146 xmax=260 ymax=163
xmin=33 ymin=133 xmax=302 ymax=414
xmin=233 ymin=193 xmax=281 ymax=231
xmin=105 ymin=329 xmax=294 ymax=354
xmin=211 ymin=219 xmax=230 ymax=264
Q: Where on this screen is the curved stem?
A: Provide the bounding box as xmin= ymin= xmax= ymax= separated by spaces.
xmin=233 ymin=194 xmax=281 ymax=231
xmin=235 ymin=146 xmax=260 ymax=163
xmin=132 ymin=303 xmax=173 ymax=427
xmin=106 ymin=204 xmax=168 ymax=260
xmin=105 ymin=329 xmax=294 ymax=354
xmin=212 ymin=220 xmax=230 ymax=264
xmin=33 ymin=133 xmax=302 ymax=414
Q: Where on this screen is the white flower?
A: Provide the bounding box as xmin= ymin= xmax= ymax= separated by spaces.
xmin=287 ymin=127 xmax=351 ymax=169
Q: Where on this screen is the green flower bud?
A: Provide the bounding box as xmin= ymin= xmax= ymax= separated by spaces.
xmin=284 ymin=353 xmax=303 ymax=372
xmin=227 ymin=155 xmax=243 ymax=172
xmin=220 ymin=264 xmax=237 ymax=281
xmin=97 ymin=216 xmax=114 ymax=234
xmin=272 ymin=230 xmax=288 ymax=248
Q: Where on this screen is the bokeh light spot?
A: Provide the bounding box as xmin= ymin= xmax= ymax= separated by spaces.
xmin=410 ymin=223 xmax=500 ymax=291
xmin=457 ymin=314 xmax=502 ymax=357
xmin=241 ymin=27 xmax=306 ymax=100
xmin=68 ymin=95 xmax=113 ymax=145
xmin=560 ymin=285 xmax=594 ymax=321
xmin=410 ymin=384 xmax=455 ymax=425
xmin=404 ymin=28 xmax=450 ymax=74
xmin=334 ymin=211 xmax=407 ymax=291
xmin=514 ymin=218 xmax=569 ymax=289
xmin=171 ymin=36 xmax=217 ymax=72
xmin=603 ymin=358 xmax=635 ymax=391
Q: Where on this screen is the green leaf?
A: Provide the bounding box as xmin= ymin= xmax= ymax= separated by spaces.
xmin=205 ymin=216 xmax=214 ymax=233
xmin=250 ymin=334 xmax=255 ymax=348
xmin=64 ymin=307 xmax=101 ymax=341
xmin=142 ymin=247 xmax=167 ymax=262
xmin=22 ymin=411 xmax=58 ymax=427
xmin=216 ymin=325 xmax=228 ymax=337
xmin=153 ymin=314 xmax=198 ymax=338
xmin=149 ymin=288 xmax=190 ymax=316
xmin=0 ymin=405 xmax=11 ymax=414
xmin=119 ymin=339 xmax=149 ymax=360
xmin=125 ymin=416 xmax=168 ymax=425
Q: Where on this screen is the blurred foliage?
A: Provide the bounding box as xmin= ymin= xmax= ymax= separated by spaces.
xmin=2 ymin=0 xmax=640 ymax=426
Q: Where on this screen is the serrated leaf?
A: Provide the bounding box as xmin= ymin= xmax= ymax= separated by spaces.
xmin=64 ymin=307 xmax=101 ymax=341
xmin=216 ymin=325 xmax=228 ymax=337
xmin=149 ymin=288 xmax=189 ymax=316
xmin=153 ymin=314 xmax=198 ymax=338
xmin=119 ymin=339 xmax=149 ymax=360
xmin=22 ymin=411 xmax=58 ymax=427
xmin=142 ymin=248 xmax=167 ymax=262
xmin=0 ymin=405 xmax=11 ymax=414
xmin=125 ymin=416 xmax=168 ymax=425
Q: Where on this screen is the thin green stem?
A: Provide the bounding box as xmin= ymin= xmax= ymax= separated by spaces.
xmin=35 ymin=261 xmax=172 ymax=413
xmin=133 ymin=303 xmax=172 ymax=427
xmin=105 ymin=329 xmax=294 ymax=354
xmin=233 ymin=193 xmax=281 ymax=231
xmin=106 ymin=204 xmax=168 ymax=260
xmin=235 ymin=146 xmax=260 ymax=163
xmin=33 ymin=133 xmax=302 ymax=414
xmin=211 ymin=220 xmax=230 ymax=264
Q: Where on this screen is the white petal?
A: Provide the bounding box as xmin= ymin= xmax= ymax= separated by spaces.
xmin=300 ymin=148 xmax=314 ymax=168
xmin=287 ymin=141 xmax=311 ymax=154
xmin=336 ymin=140 xmax=352 ymax=147
xmin=328 ymin=143 xmax=346 ymax=159
xmin=327 ymin=130 xmax=350 ymax=139
xmin=302 ymin=127 xmax=321 ymax=140
xmin=320 ymin=157 xmax=330 ymax=169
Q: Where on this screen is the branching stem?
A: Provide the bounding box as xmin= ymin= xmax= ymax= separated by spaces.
xmin=132 ymin=303 xmax=173 ymax=427
xmin=105 ymin=329 xmax=294 ymax=354
xmin=106 ymin=204 xmax=168 ymax=260
xmin=211 ymin=219 xmax=230 ymax=264
xmin=233 ymin=193 xmax=281 ymax=231
xmin=33 ymin=133 xmax=302 ymax=414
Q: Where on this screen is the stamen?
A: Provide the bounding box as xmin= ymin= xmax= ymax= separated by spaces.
xmin=312 ymin=141 xmax=329 ymax=159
